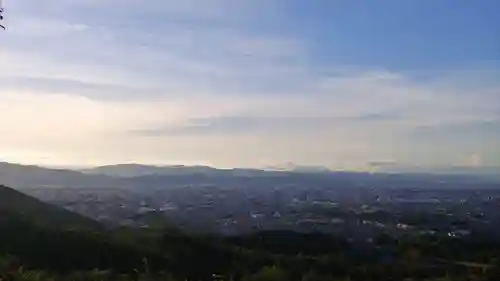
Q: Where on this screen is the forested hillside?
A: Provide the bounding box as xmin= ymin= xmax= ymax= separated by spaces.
xmin=0 ymin=185 xmax=100 ymax=229
xmin=1 ymin=185 xmax=499 ymax=280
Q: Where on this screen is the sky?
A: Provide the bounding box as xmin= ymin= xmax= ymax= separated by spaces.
xmin=0 ymin=0 xmax=499 ymax=170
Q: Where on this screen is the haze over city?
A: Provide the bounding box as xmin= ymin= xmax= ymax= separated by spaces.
xmin=2 ymin=2 xmax=500 ymax=281
xmin=0 ymin=0 xmax=498 ymax=171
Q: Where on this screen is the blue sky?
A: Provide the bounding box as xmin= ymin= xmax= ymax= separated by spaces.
xmin=0 ymin=0 xmax=498 ymax=169
xmin=287 ymin=0 xmax=499 ymax=70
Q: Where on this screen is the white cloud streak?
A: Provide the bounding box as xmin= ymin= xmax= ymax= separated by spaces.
xmin=0 ymin=0 xmax=498 ymax=168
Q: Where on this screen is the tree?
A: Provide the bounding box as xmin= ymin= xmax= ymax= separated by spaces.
xmin=246 ymin=266 xmax=289 ymax=281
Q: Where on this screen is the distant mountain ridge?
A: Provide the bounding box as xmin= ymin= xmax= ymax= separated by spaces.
xmin=85 ymin=163 xmax=333 ymax=178
xmin=0 ymin=162 xmax=498 ymax=192
xmin=0 ymin=162 xmax=115 ymax=188
xmin=375 ymin=164 xmax=500 ymax=179
xmin=81 ymin=164 xmax=220 ymax=178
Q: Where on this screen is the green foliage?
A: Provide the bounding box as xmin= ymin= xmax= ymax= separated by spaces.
xmin=245 ymin=266 xmax=288 ymax=281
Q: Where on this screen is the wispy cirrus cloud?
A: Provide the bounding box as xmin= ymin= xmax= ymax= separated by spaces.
xmin=0 ymin=0 xmax=498 ymax=168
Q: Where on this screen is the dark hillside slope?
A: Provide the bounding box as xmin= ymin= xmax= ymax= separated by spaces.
xmin=0 ymin=185 xmax=164 ymax=273
xmin=0 ymin=184 xmax=99 ymax=229
xmin=0 ymin=162 xmax=115 ymax=188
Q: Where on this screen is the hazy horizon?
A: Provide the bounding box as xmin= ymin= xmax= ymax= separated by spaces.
xmin=1 ymin=160 xmax=499 ymax=176
xmin=0 ymin=1 xmax=499 ymax=169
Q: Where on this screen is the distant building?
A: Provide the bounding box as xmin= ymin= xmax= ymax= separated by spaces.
xmin=448 ymin=230 xmax=471 ymax=237
xmin=397 ymin=223 xmax=412 ymax=230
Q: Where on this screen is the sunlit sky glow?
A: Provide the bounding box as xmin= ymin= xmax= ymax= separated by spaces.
xmin=0 ymin=0 xmax=499 ymax=169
